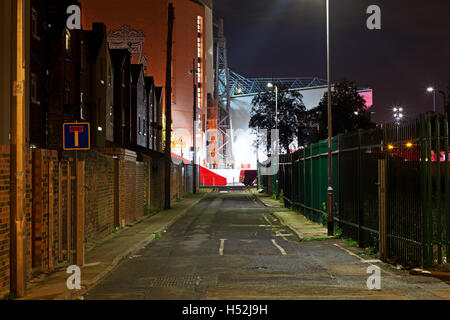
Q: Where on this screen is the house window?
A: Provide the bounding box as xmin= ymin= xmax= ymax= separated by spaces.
xmin=31 ymin=8 xmax=40 ymax=40
xmin=138 ymin=117 xmax=141 ymax=134
xmin=31 ymin=73 xmax=39 ymax=104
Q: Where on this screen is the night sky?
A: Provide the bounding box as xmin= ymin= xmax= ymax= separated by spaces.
xmin=213 ymin=0 xmax=450 ymax=123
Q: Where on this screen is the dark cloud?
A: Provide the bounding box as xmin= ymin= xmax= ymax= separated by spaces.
xmin=214 ymin=0 xmax=450 ymax=123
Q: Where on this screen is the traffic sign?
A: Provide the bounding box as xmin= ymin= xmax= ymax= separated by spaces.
xmin=63 ymin=123 xmax=90 ymax=150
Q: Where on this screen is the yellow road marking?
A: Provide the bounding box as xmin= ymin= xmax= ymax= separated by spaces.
xmin=219 ymin=239 xmax=226 ymax=256
xmin=333 ymin=243 xmax=400 ymax=278
xmin=264 ymin=215 xmax=288 ymax=241
xmin=272 ymin=239 xmax=287 ymax=255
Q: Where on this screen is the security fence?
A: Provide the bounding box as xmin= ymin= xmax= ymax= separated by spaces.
xmin=261 ymin=113 xmax=450 ymax=267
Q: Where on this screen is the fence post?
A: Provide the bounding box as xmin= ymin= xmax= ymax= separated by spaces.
xmin=58 ymin=162 xmax=62 ymax=262
xmin=75 ymin=160 xmax=85 ymax=267
xmin=67 ymin=162 xmax=72 ymax=264
xmin=48 ymin=160 xmax=54 ymax=271
xmin=444 ymin=114 xmax=450 ymax=261
xmin=435 ymin=117 xmax=442 ymax=264
xmin=358 ymin=129 xmax=363 ymax=246
xmin=378 ymin=159 xmax=387 ymax=261
xmin=426 ymin=116 xmax=433 ymax=267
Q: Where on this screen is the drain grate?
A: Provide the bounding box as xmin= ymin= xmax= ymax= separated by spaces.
xmin=140 ymin=275 xmax=201 ymax=288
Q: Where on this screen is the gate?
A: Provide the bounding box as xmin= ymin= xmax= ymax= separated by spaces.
xmin=32 ymin=151 xmax=85 ymax=272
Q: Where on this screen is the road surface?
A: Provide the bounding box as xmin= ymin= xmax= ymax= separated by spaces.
xmin=86 ymin=188 xmax=450 ymax=300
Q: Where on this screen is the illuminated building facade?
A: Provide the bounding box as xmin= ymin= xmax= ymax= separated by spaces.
xmin=80 ymin=0 xmax=214 ymax=167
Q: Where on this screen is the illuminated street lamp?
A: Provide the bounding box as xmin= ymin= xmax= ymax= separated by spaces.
xmin=324 ymin=0 xmax=334 ymax=236
xmin=427 ymin=87 xmax=436 ymax=113
xmin=268 ymin=82 xmax=279 ymax=198
xmin=427 ymin=86 xmax=447 ymax=114
xmin=393 ymin=107 xmax=404 ymax=141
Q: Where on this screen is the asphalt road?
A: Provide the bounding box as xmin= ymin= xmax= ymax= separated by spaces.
xmin=86 ymin=189 xmax=450 ymax=300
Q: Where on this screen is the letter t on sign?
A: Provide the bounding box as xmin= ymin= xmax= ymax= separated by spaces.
xmin=70 ymin=126 xmax=84 ymax=147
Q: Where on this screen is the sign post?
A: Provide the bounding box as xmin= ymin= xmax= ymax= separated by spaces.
xmin=63 ymin=123 xmax=89 ymax=267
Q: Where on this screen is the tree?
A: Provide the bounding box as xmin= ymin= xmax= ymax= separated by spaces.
xmin=249 ymin=84 xmax=307 ymax=154
xmin=309 ymin=80 xmax=375 ymax=141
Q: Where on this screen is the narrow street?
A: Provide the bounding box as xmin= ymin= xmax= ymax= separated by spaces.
xmin=85 ymin=189 xmax=449 ymax=300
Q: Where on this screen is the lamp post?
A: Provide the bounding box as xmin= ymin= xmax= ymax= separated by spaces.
xmin=427 ymin=87 xmax=447 ymax=114
xmin=190 ymin=59 xmax=198 ymax=193
xmin=427 ymin=87 xmax=436 ymax=113
xmin=267 ymin=82 xmax=279 ymax=197
xmin=325 ymin=0 xmax=334 ymax=236
xmin=393 ymin=107 xmax=404 ymax=141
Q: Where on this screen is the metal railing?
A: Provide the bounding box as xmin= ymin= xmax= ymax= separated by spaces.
xmin=261 ymin=113 xmax=449 ymax=267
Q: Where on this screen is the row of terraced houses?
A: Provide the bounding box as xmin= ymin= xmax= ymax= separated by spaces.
xmin=0 ymin=0 xmax=212 ymax=297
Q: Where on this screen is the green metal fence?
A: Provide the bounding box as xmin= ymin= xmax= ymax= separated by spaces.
xmin=261 ymin=113 xmax=450 ymax=267
xmin=279 ymin=137 xmax=339 ymax=225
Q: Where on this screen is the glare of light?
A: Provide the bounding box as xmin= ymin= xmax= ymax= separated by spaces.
xmin=98 ymin=126 xmax=103 ymax=132
xmin=354 ymin=111 xmax=359 ymax=115
xmin=399 ymin=114 xmax=403 ymax=118
xmin=399 ymin=108 xmax=403 ymax=112
xmin=406 ymin=142 xmax=413 ymax=148
xmin=427 ymin=87 xmax=434 ymax=93
xmin=388 ymin=144 xmax=395 ymax=150
xmin=267 ymin=82 xmax=273 ymax=88
xmin=393 ymin=108 xmax=398 ymax=112
xmin=236 ymin=88 xmax=242 ymax=94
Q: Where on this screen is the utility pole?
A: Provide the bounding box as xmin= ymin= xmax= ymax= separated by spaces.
xmin=164 ymin=3 xmax=174 ymax=210
xmin=326 ymin=0 xmax=334 ymax=236
xmin=11 ymin=0 xmax=26 ymax=297
xmin=191 ymin=59 xmax=197 ymax=194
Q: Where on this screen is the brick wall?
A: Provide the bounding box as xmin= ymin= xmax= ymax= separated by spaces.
xmin=24 ymin=150 xmax=33 ymax=280
xmin=78 ymin=151 xmax=115 ymax=241
xmin=135 ymin=162 xmax=145 ymax=219
xmin=1 ymin=146 xmax=194 ymax=295
xmin=0 ymin=146 xmax=10 ymax=296
xmin=118 ymin=155 xmax=137 ymax=226
xmin=149 ymin=158 xmax=165 ymax=211
xmin=31 ymin=149 xmax=59 ymax=273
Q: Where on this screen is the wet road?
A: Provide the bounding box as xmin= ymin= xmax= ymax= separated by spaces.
xmin=86 ymin=189 xmax=450 ymax=300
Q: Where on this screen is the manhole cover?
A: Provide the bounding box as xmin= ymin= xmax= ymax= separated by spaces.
xmin=139 ymin=275 xmax=201 ymax=288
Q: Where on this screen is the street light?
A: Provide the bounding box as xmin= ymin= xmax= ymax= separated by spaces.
xmin=190 ymin=60 xmax=198 ymax=193
xmin=393 ymin=106 xmax=404 ymax=141
xmin=427 ymin=87 xmax=436 ymax=113
xmin=268 ymin=82 xmax=279 ymax=198
xmin=427 ymin=86 xmax=447 ymax=114
xmin=324 ymin=0 xmax=334 ymax=236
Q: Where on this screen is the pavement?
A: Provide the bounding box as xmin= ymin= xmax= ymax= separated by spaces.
xmin=83 ymin=188 xmax=450 ymax=300
xmin=251 ymin=192 xmax=333 ymax=241
xmin=20 ymin=190 xmax=209 ymax=300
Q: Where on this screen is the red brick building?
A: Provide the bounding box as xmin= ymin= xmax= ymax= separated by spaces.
xmin=80 ymin=0 xmax=214 ymax=166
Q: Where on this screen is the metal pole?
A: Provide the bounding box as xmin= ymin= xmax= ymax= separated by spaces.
xmin=275 ymin=85 xmax=279 ymax=198
xmin=192 ymin=59 xmax=197 ymax=194
xmin=275 ymin=85 xmax=278 ymax=133
xmin=11 ymin=0 xmax=26 ymax=297
xmin=326 ymin=0 xmax=334 ymax=236
xmin=433 ymin=90 xmax=436 ymax=113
